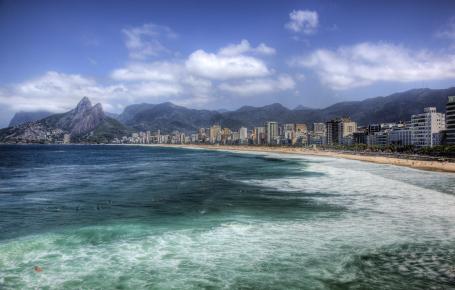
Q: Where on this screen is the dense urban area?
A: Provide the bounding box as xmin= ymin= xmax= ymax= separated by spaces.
xmin=2 ymin=96 xmax=455 ymax=157
xmin=110 ymin=96 xmax=455 ymax=155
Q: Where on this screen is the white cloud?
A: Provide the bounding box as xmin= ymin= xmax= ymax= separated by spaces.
xmin=219 ymin=75 xmax=295 ymax=96
xmin=0 ymin=37 xmax=289 ymax=115
xmin=218 ymin=39 xmax=276 ymax=56
xmin=111 ymin=62 xmax=182 ymax=81
xmin=436 ymin=17 xmax=455 ymax=43
xmin=293 ymin=42 xmax=455 ymax=90
xmin=0 ymin=71 xmax=127 ymax=112
xmin=186 ymin=49 xmax=271 ymax=80
xmin=122 ymin=23 xmax=177 ymax=60
xmin=285 ymin=10 xmax=318 ymax=34
xmin=129 ymin=81 xmax=182 ymax=97
xmin=110 ymin=61 xmax=213 ymax=102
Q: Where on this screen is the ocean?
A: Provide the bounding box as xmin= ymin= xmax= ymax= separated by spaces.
xmin=0 ymin=144 xmax=454 ymax=289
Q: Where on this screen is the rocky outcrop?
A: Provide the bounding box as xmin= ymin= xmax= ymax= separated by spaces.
xmin=0 ymin=97 xmax=128 ymax=143
xmin=54 ymin=97 xmax=105 ymax=135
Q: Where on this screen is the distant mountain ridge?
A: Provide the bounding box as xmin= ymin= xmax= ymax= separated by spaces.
xmin=117 ymin=87 xmax=455 ymax=133
xmin=8 ymin=110 xmax=53 ymax=127
xmin=3 ymin=87 xmax=455 ymax=140
xmin=0 ymin=97 xmax=130 ymax=143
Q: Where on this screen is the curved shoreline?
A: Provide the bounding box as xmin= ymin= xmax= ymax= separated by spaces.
xmin=140 ymin=144 xmax=455 ymax=173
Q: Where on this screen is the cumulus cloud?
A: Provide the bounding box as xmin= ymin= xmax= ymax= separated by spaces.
xmin=0 ymin=71 xmax=127 ymax=112
xmin=219 ymin=75 xmax=295 ymax=96
xmin=0 ymin=37 xmax=291 ymax=115
xmin=185 ymin=50 xmax=271 ymax=80
xmin=218 ymin=39 xmax=276 ymax=56
xmin=111 ymin=62 xmax=182 ymax=82
xmin=285 ymin=10 xmax=318 ymax=34
xmin=0 ymin=70 xmax=188 ymax=113
xmin=292 ymin=42 xmax=455 ymax=90
xmin=122 ymin=23 xmax=177 ymax=60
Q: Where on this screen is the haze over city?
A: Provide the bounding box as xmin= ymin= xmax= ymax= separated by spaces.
xmin=1 ymin=0 xmax=455 ymax=128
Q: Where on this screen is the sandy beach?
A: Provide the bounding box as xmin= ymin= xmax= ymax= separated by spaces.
xmin=141 ymin=144 xmax=455 ymax=173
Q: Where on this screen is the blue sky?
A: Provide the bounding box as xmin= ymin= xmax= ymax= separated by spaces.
xmin=1 ymin=0 xmax=455 ymax=127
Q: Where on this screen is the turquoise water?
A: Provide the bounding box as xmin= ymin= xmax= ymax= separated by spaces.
xmin=0 ymin=145 xmax=454 ymax=289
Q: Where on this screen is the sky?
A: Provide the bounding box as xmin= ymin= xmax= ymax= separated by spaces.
xmin=1 ymin=0 xmax=455 ymax=127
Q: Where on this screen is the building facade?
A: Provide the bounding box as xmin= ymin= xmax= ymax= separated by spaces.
xmin=325 ymin=119 xmax=341 ymax=145
xmin=446 ymin=96 xmax=455 ymax=145
xmin=239 ymin=127 xmax=248 ymax=143
xmin=265 ymin=121 xmax=278 ymax=145
xmin=388 ymin=125 xmax=412 ymax=146
xmin=411 ymin=107 xmax=445 ymax=147
xmin=209 ymin=125 xmax=221 ymax=144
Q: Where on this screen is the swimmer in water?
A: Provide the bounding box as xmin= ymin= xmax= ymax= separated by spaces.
xmin=34 ymin=266 xmax=43 ymax=272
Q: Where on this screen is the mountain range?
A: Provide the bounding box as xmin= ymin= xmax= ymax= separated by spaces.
xmin=2 ymin=87 xmax=454 ymax=142
xmin=116 ymin=87 xmax=455 ymax=133
xmin=8 ymin=110 xmax=53 ymax=127
xmin=0 ymin=97 xmax=130 ymax=143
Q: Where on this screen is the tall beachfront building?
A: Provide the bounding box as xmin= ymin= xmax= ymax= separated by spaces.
xmin=447 ymin=96 xmax=455 ymax=145
xmin=239 ymin=127 xmax=248 ymax=143
xmin=265 ymin=121 xmax=278 ymax=145
xmin=209 ymin=125 xmax=221 ymax=144
xmin=338 ymin=118 xmax=357 ymax=145
xmin=253 ymin=127 xmax=266 ymax=145
xmin=411 ymin=107 xmax=445 ymax=147
xmin=326 ymin=119 xmax=341 ymax=145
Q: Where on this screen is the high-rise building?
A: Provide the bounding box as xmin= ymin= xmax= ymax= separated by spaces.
xmin=221 ymin=128 xmax=231 ymax=144
xmin=446 ymin=96 xmax=455 ymax=145
xmin=326 ymin=119 xmax=341 ymax=145
xmin=353 ymin=131 xmax=367 ymax=145
xmin=254 ymin=127 xmax=266 ymax=144
xmin=313 ymin=123 xmax=326 ymax=136
xmin=283 ymin=124 xmax=295 ymax=144
xmin=293 ymin=124 xmax=307 ymax=145
xmin=265 ymin=121 xmax=278 ymax=145
xmin=284 ymin=124 xmax=295 ymax=132
xmin=338 ymin=118 xmax=357 ymax=145
xmin=411 ymin=107 xmax=445 ymax=147
xmin=367 ymin=131 xmax=388 ymax=146
xmin=339 ymin=119 xmax=357 ymax=138
xmin=312 ymin=123 xmax=326 ymax=145
xmin=239 ymin=127 xmax=248 ymax=143
xmin=368 ymin=124 xmax=381 ymax=135
xmin=295 ymin=124 xmax=307 ymax=134
xmin=388 ymin=123 xmax=412 ymax=146
xmin=209 ymin=125 xmax=221 ymax=144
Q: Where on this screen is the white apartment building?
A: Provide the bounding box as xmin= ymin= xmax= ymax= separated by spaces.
xmin=265 ymin=121 xmax=278 ymax=145
xmin=447 ymin=96 xmax=455 ymax=145
xmin=411 ymin=107 xmax=445 ymax=147
xmin=388 ymin=124 xmax=412 ymax=146
xmin=239 ymin=127 xmax=248 ymax=143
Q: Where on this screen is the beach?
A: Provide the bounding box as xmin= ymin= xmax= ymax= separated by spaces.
xmin=142 ymin=144 xmax=455 ymax=173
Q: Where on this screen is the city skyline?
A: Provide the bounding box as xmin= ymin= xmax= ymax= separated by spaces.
xmin=1 ymin=0 xmax=455 ymax=128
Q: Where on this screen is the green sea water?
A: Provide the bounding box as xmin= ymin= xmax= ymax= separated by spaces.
xmin=0 ymin=145 xmax=454 ymax=289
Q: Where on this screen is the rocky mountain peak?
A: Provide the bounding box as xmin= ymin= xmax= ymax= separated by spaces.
xmin=75 ymin=97 xmax=92 ymax=113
